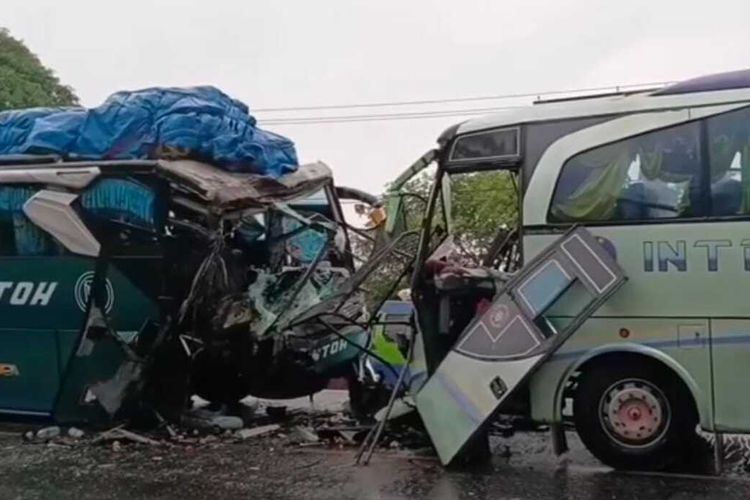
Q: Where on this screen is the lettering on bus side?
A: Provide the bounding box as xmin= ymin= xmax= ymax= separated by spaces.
xmin=311 ymin=338 xmax=348 ymax=362
xmin=0 ymin=281 xmax=58 ymax=306
xmin=642 ymin=239 xmax=750 ymax=272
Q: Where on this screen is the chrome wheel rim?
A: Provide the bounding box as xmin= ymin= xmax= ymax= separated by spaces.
xmin=599 ymin=378 xmax=670 ymax=449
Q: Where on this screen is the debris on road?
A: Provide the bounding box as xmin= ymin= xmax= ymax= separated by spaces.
xmin=181 ymin=409 xmax=245 ymax=432
xmin=67 ymin=427 xmax=85 ymax=439
xmin=24 ymin=426 xmax=61 ymax=442
xmin=11 ymin=390 xmax=437 ymax=465
xmin=236 ymin=425 xmax=281 ymax=440
xmin=291 ymin=426 xmax=319 ymax=444
xmin=93 ymin=427 xmax=161 ymax=447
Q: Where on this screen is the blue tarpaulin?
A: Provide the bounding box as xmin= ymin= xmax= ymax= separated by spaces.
xmin=0 ymin=87 xmax=298 ymax=178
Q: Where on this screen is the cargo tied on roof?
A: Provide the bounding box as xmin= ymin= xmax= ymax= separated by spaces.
xmin=0 ymin=87 xmax=299 ymax=178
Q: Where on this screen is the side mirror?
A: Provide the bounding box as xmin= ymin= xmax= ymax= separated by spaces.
xmin=355 ymin=203 xmax=386 ymax=229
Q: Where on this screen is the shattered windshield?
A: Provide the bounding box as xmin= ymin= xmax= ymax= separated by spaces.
xmin=206 ymin=200 xmax=353 ymax=340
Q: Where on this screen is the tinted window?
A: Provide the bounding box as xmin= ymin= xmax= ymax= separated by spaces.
xmin=80 ymin=178 xmax=157 ymax=231
xmin=550 ymin=121 xmax=705 ymax=222
xmin=78 ymin=178 xmax=160 ymax=255
xmin=706 ymin=106 xmax=750 ymax=216
xmin=524 ymin=117 xmax=613 ymax=191
xmin=0 ymin=186 xmax=62 ymax=256
xmin=450 ymin=128 xmax=519 ymax=162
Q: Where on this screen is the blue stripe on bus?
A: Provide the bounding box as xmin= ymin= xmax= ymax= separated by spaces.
xmin=711 ymin=333 xmax=750 ymax=345
xmin=435 ymin=371 xmax=484 ymax=425
xmin=551 ymin=333 xmax=750 ymax=362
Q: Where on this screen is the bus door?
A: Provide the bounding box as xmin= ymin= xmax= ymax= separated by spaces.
xmin=415 ymin=227 xmax=625 ymax=465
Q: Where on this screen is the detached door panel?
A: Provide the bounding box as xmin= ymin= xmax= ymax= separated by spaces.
xmin=416 ymin=228 xmax=626 ymax=464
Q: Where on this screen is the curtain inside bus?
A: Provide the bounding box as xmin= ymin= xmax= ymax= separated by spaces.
xmin=550 ymin=121 xmax=706 ymax=222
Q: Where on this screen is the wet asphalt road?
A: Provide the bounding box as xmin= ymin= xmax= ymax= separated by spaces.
xmin=1 ymin=430 xmax=748 ymax=500
xmin=2 ymin=391 xmax=749 ymax=499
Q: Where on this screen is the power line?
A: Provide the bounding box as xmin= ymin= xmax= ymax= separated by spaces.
xmin=253 ymin=81 xmax=672 ymax=114
xmin=257 ymin=80 xmax=674 ymax=125
xmin=261 ymin=105 xmax=525 ymax=125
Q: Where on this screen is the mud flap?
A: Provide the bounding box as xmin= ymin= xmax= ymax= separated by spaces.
xmin=415 ymin=227 xmax=626 ymax=465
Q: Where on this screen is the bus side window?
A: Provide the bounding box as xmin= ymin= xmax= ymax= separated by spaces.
xmin=79 ymin=178 xmax=157 ymax=231
xmin=0 ymin=186 xmax=62 ymax=256
xmin=78 ymin=178 xmax=160 ymax=254
xmin=706 ymin=106 xmax=750 ymax=216
xmin=550 ymin=121 xmax=705 ymax=223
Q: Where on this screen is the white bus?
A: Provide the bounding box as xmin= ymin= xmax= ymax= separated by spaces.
xmin=393 ymin=69 xmax=750 ymax=470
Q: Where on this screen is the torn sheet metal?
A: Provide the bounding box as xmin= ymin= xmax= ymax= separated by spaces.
xmin=415 ymin=227 xmax=626 ymax=465
xmin=157 ymin=160 xmax=333 ymax=214
xmin=89 ymin=360 xmax=143 ymax=416
xmin=55 ymin=305 xmax=147 ymax=424
xmin=170 ymin=189 xmax=379 ymax=405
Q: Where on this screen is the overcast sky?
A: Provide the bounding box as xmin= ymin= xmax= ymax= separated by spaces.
xmin=4 ymin=0 xmax=750 ymax=193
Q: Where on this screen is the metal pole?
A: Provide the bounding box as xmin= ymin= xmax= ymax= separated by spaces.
xmin=358 ymin=332 xmax=416 ymax=465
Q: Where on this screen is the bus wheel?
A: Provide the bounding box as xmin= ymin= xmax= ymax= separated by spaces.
xmin=573 ymin=358 xmax=698 ymax=471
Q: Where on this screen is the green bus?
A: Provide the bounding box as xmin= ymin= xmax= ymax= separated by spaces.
xmin=0 ymin=157 xmax=372 ymax=423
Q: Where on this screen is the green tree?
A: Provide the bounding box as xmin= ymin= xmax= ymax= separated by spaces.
xmin=352 ymin=169 xmax=519 ymax=307
xmin=394 ymin=169 xmax=518 ymax=259
xmin=449 ymin=170 xmax=518 ymax=258
xmin=0 ymin=28 xmax=78 ymax=110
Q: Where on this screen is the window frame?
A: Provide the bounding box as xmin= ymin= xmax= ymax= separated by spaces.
xmin=544 ymin=107 xmax=750 ymax=227
xmin=75 ymin=175 xmax=165 ymax=257
xmin=78 ymin=175 xmax=160 ymax=233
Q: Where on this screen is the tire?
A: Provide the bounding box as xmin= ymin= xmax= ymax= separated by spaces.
xmin=573 ymin=357 xmax=698 ymax=471
xmin=346 ymin=373 xmax=389 ymax=422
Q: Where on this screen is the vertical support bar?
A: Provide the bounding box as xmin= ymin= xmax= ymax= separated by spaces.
xmin=550 ymin=423 xmax=569 ymax=455
xmin=713 ymin=432 xmax=724 ymax=475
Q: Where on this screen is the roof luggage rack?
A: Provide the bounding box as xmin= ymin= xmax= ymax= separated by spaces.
xmin=533 ymin=85 xmax=665 ymax=105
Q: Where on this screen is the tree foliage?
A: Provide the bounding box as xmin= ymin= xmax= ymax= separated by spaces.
xmin=351 ymin=168 xmax=519 ymax=305
xmin=449 ymin=170 xmax=518 ymax=257
xmin=395 ymin=169 xmax=518 ymax=259
xmin=0 ymin=28 xmax=79 ymax=110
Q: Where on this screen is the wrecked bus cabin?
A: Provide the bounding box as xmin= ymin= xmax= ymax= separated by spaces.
xmin=0 ymin=87 xmax=396 ymax=425
xmin=0 ymin=156 xmax=386 ymax=424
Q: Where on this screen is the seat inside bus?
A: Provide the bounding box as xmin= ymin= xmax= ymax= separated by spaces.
xmin=711 ymin=177 xmax=742 ymax=216
xmin=616 ymin=181 xmax=683 ymax=219
xmin=617 ymin=177 xmax=743 ymax=219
